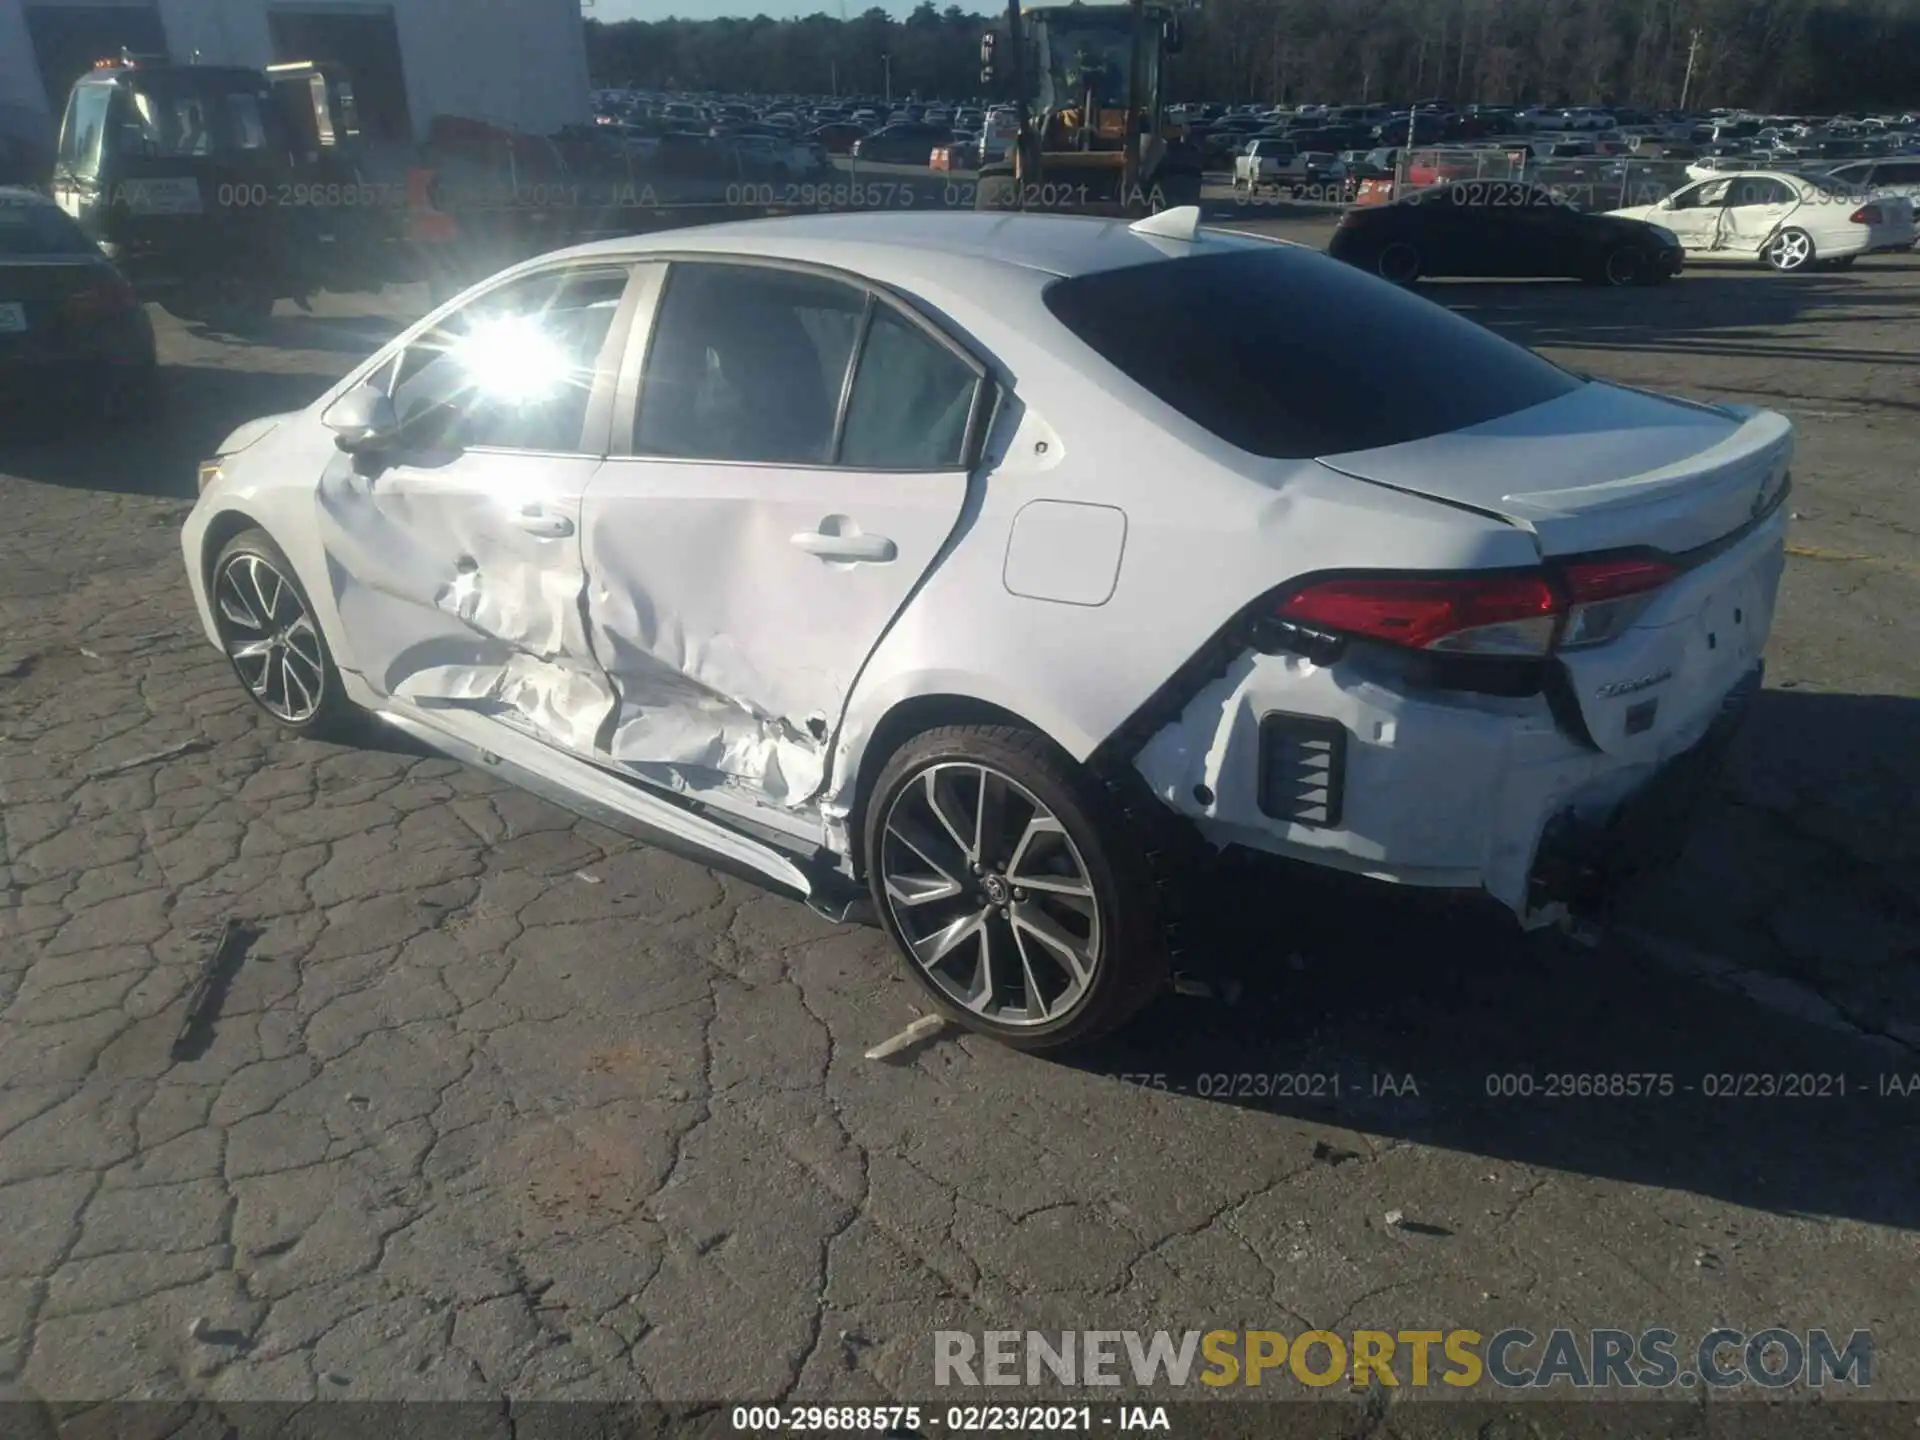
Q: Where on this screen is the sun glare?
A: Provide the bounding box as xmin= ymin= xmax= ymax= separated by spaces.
xmin=453 ymin=315 xmax=578 ymax=404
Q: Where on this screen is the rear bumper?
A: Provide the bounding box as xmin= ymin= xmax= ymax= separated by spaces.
xmin=1527 ymin=663 xmax=1758 ymax=915
xmin=1132 ymin=646 xmax=1767 ymax=928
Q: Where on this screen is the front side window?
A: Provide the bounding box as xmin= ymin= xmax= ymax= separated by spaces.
xmin=388 ymin=266 xmax=630 ymax=454
xmin=1671 ymin=179 xmax=1731 ymax=210
xmin=635 ymin=263 xmax=865 ymax=465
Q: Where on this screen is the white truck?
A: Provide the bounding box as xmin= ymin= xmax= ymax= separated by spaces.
xmin=1232 ymin=137 xmax=1298 ymax=189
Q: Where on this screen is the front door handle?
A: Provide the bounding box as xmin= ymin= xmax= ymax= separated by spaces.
xmin=791 ymin=529 xmax=896 ymax=563
xmin=513 ymin=508 xmax=574 ymax=539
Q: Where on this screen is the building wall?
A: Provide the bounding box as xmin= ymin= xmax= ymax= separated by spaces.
xmin=0 ymin=2 xmax=53 ymax=122
xmin=1 ymin=0 xmax=590 ymax=142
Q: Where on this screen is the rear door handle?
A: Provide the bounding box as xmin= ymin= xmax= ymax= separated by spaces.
xmin=791 ymin=530 xmax=896 ymax=563
xmin=513 ymin=509 xmax=574 ymax=539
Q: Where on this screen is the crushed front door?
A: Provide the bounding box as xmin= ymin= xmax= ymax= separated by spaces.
xmin=315 ymin=263 xmax=634 ymax=754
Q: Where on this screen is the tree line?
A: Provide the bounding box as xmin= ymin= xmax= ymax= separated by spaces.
xmin=586 ymin=0 xmax=1920 ymax=114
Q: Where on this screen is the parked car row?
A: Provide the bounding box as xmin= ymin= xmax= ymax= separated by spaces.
xmin=1326 ymin=167 xmax=1917 ymax=283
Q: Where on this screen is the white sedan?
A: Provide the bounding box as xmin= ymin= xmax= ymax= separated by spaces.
xmin=183 ymin=208 xmax=1793 ymax=1049
xmin=1610 ymin=169 xmax=1917 ymax=270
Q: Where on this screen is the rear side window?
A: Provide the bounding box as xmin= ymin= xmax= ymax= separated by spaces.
xmin=840 ymin=306 xmax=978 ymax=470
xmin=1042 ymin=247 xmax=1581 ymax=459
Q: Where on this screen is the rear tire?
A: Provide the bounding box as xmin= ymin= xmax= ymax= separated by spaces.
xmin=198 ymin=278 xmax=276 ymax=334
xmin=1376 ymin=240 xmax=1421 ymax=285
xmin=975 ymin=167 xmax=1019 ymax=212
xmin=103 ymin=363 xmax=159 ymax=424
xmin=863 ymin=724 xmax=1171 ymax=1052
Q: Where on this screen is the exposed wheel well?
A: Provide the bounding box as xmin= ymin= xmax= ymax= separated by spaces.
xmin=199 ymin=510 xmax=266 ymax=592
xmin=843 ymin=693 xmax=1058 ymax=879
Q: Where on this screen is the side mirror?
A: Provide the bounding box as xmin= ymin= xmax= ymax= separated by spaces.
xmin=322 ymin=382 xmax=401 ymax=452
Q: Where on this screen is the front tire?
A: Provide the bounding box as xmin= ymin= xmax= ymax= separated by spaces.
xmin=208 ymin=528 xmax=355 ymax=739
xmin=1765 ymin=227 xmax=1816 ymax=272
xmin=863 ymin=724 xmax=1171 ymax=1051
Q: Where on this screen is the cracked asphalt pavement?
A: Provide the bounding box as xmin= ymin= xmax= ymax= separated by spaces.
xmin=0 ymin=243 xmax=1917 ymax=1410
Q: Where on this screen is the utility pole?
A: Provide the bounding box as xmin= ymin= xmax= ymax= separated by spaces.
xmin=883 ymin=53 xmax=892 ymax=106
xmin=1679 ymin=28 xmax=1702 ymax=111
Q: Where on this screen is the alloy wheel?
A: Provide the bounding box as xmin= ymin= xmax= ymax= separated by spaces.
xmin=1767 ymin=230 xmax=1812 ymax=271
xmin=878 ymin=762 xmax=1103 ymax=1027
xmin=213 ymin=553 xmax=327 ymax=724
xmin=1604 ymin=248 xmax=1640 ymax=285
xmin=1377 ymin=242 xmax=1420 ymax=285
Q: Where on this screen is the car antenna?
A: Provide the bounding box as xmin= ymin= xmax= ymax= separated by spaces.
xmin=1128 ymin=205 xmax=1204 ymax=241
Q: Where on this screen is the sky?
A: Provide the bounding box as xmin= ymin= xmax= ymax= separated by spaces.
xmin=590 ymin=0 xmax=990 ymax=21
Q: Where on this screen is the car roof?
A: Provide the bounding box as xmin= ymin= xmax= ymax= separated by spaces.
xmin=558 ymin=210 xmax=1280 ymax=285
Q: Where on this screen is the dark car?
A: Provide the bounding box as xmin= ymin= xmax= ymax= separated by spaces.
xmin=807 ymin=122 xmax=867 ymax=155
xmin=1327 ymin=179 xmax=1685 ymax=286
xmin=851 ymin=123 xmax=948 ymax=165
xmin=0 ymin=186 xmax=156 ymax=425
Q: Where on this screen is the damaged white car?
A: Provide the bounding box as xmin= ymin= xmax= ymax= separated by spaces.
xmin=183 ymin=208 xmax=1792 ymax=1049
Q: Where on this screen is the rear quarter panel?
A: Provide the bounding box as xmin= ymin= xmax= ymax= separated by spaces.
xmin=822 ymin=262 xmax=1541 ymax=812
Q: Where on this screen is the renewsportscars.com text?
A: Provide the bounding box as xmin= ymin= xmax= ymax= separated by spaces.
xmin=933 ymin=1328 xmax=1873 ymax=1391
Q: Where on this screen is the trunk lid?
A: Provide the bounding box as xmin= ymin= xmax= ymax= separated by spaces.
xmin=0 ymin=257 xmax=110 ymax=358
xmin=1553 ymin=514 xmax=1785 ymax=758
xmin=1315 ymin=380 xmax=1794 ymax=557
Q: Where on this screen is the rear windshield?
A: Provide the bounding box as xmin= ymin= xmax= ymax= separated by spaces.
xmin=126 ymin=73 xmax=284 ymax=158
xmin=0 ymin=194 xmax=97 ymax=255
xmin=1041 ymin=246 xmax=1582 ymax=459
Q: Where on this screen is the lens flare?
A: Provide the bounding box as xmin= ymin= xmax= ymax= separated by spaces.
xmin=452 ymin=315 xmax=577 ymax=404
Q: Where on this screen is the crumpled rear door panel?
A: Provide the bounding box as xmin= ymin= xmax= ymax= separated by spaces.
xmin=580 ymin=459 xmax=971 ymax=809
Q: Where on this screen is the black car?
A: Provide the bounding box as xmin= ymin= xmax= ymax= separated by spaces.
xmin=0 ymin=186 xmax=156 ymax=425
xmin=1327 ymin=180 xmax=1684 ymax=286
xmin=850 ymin=123 xmax=947 ymax=165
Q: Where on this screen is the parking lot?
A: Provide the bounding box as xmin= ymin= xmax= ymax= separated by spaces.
xmin=2 ymin=223 xmax=1918 ymax=1410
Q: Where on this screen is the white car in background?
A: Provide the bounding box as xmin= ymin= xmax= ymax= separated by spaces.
xmin=1610 ymin=169 xmax=1917 ymax=270
xmin=182 ymin=209 xmax=1794 ymax=1049
xmin=1825 ymin=155 xmax=1920 ymax=245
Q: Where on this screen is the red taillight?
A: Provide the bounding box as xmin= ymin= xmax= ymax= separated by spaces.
xmin=1557 ymin=555 xmax=1676 ymax=648
xmin=1561 ymin=556 xmax=1678 ymax=603
xmin=1849 ymin=204 xmax=1882 ymax=225
xmin=1275 ymin=573 xmax=1561 ymax=656
xmin=1275 ymin=557 xmax=1679 ymax=658
xmin=65 ymin=276 xmax=138 ymax=320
